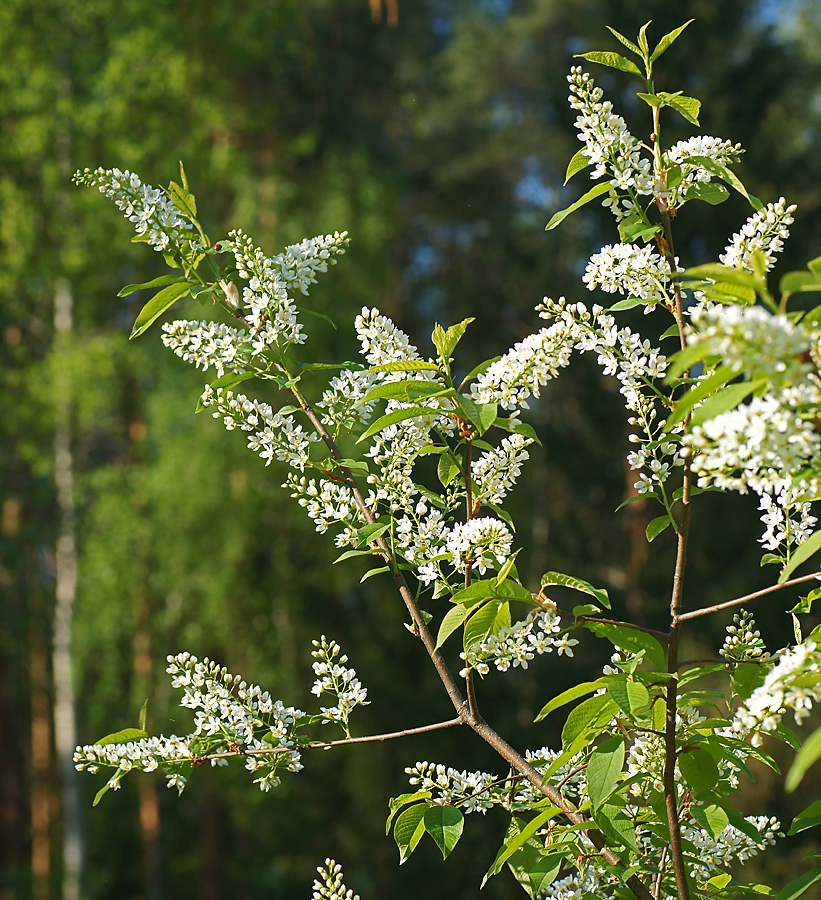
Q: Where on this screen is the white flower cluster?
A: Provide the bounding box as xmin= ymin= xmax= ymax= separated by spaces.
xmin=267 ymin=232 xmax=350 ymax=296
xmin=583 ymin=242 xmax=673 ymax=307
xmin=161 ymin=319 xmax=249 ymax=377
xmin=720 ymin=610 xmax=766 ymax=662
xmin=317 ymin=368 xmax=379 ymax=433
xmin=719 ymin=197 xmax=796 ymax=272
xmin=366 ymin=419 xmax=435 ymax=514
xmin=688 ymin=303 xmax=814 ymax=388
xmin=311 ymin=636 xmax=370 ymax=732
xmin=311 ymin=859 xmax=360 ymax=900
xmin=683 ymin=816 xmax=782 ymax=883
xmin=74 ymin=652 xmax=305 ymax=795
xmin=285 ymin=475 xmax=366 ymax=543
xmin=460 ymin=607 xmax=571 ymax=676
xmin=732 ymin=640 xmax=821 ymax=742
xmin=757 ymin=487 xmax=818 ymax=552
xmin=446 ymin=517 xmax=512 ymax=576
xmin=355 ymin=306 xmax=421 ymax=366
xmin=567 ymin=67 xmax=653 ymax=197
xmin=229 ymin=229 xmax=307 ymax=348
xmin=471 ymin=433 xmax=534 ymax=505
xmin=200 ymin=385 xmax=319 ymax=470
xmin=405 ymin=761 xmax=498 ymax=814
xmin=72 ymin=167 xmax=197 ymax=253
xmin=666 ymin=135 xmax=743 ymax=204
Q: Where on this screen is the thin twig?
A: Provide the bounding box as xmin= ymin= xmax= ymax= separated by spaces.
xmin=675 ymin=570 xmax=821 ymax=622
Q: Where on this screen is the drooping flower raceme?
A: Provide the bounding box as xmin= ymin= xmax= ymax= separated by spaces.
xmin=72 ymin=167 xmax=198 ymax=253
xmin=311 ymin=636 xmax=370 ymax=734
xmin=161 ymin=320 xmax=250 ymax=378
xmin=445 ymin=517 xmax=512 ymax=576
xmin=582 ymin=242 xmax=673 ymax=307
xmin=719 ymin=197 xmax=796 ymax=273
xmin=311 ymin=860 xmax=360 ymax=900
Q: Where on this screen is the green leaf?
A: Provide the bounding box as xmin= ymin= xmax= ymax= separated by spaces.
xmin=92 ymin=767 xmax=127 ymax=807
xmin=357 ymin=405 xmax=445 ymax=443
xmin=574 ymin=50 xmax=642 ymax=76
xmin=138 ymin=700 xmax=148 ymax=733
xmin=464 ymin=600 xmax=509 ymax=652
xmin=682 ymin=182 xmax=730 ymax=206
xmin=545 ymin=182 xmax=612 ymax=231
xmin=564 ymin=148 xmax=590 ymax=185
xmin=605 ymin=26 xmax=641 ymax=56
xmin=778 ymin=530 xmax=821 ymax=583
xmin=506 ymin=845 xmax=564 ymax=897
xmin=436 ymin=604 xmax=474 ymax=649
xmin=664 ymin=364 xmax=738 ymax=429
xmin=665 ymin=94 xmax=701 ymax=126
xmin=482 ymin=811 xmax=560 ymax=883
xmin=459 ymin=356 xmax=501 ymax=387
xmin=584 ymin=621 xmax=667 ymax=672
xmin=607 ymin=681 xmax=650 ymax=717
xmin=361 ymin=379 xmax=449 ymax=404
xmin=775 ymin=865 xmax=821 ymax=900
xmin=386 ymin=791 xmax=431 ymax=834
xmin=117 ymin=275 xmax=189 ymax=297
xmin=646 ymin=515 xmax=671 ymax=543
xmin=129 ymin=282 xmax=191 ymax=339
xmin=593 ymin=802 xmax=638 ymax=850
xmin=608 ymin=297 xmax=644 ymax=312
xmin=587 ymin=736 xmax=625 ymax=809
xmin=650 ymin=19 xmax=694 ymax=62
xmin=333 ymin=549 xmax=375 ymax=564
xmin=617 ymin=219 xmax=661 ymax=243
xmin=703 ymin=873 xmax=733 ymax=891
xmin=780 ymin=271 xmax=821 ymax=297
xmin=541 ymin=571 xmax=610 ymax=609
xmin=450 ymin=577 xmax=532 ymax=606
xmin=360 ymin=565 xmax=389 ymax=583
xmin=432 ymin=318 xmax=474 ymax=362
xmin=679 ymin=749 xmax=719 ymax=794
xmin=786 ymin=725 xmax=821 ymax=792
xmin=367 ymin=360 xmax=441 ymax=373
xmin=562 ymin=693 xmax=619 ymax=751
xmin=437 ymin=452 xmax=461 ymax=487
xmin=788 ymin=798 xmax=821 ymax=835
xmin=423 ymin=806 xmax=464 ymax=859
xmin=454 ymin=395 xmax=497 ymax=435
xmin=167 ymin=180 xmax=197 ymax=219
xmin=681 ymin=156 xmax=763 ymax=210
xmin=356 ymin=521 xmax=390 ymax=547
xmin=94 ymin=727 xmax=149 ymax=746
xmin=394 ymin=804 xmax=427 ymax=864
xmin=535 ymin=678 xmax=609 ymax=722
xmin=690 ymin=804 xmax=728 ymax=841
xmin=691 ymin=379 xmax=764 ymax=428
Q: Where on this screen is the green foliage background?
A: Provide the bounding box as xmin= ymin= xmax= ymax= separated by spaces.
xmin=3 ymin=0 xmax=821 ymax=897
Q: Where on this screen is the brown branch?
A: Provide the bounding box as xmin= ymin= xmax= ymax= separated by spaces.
xmin=197 ymin=717 xmax=464 ymax=761
xmin=675 ymin=570 xmax=821 ymax=623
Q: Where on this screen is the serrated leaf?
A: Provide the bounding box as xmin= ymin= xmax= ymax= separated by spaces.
xmin=650 ymin=19 xmax=694 ymax=62
xmin=450 ymin=577 xmax=531 ymax=606
xmin=607 ymin=681 xmax=649 ymax=716
xmin=646 ymin=515 xmax=671 ymax=543
xmin=587 ymin=736 xmax=625 ymax=809
xmin=781 ymin=271 xmax=821 ymax=297
xmin=130 ymin=282 xmax=191 ymax=339
xmin=618 ymin=219 xmax=661 ymax=243
xmin=482 ymin=811 xmax=560 ymax=883
xmin=94 ymin=727 xmax=148 ymax=747
xmin=432 ymin=317 xmax=474 ymax=362
xmin=775 ymin=865 xmax=821 ymax=900
xmin=664 ymin=364 xmax=738 ymax=429
xmin=545 ymin=182 xmax=612 ymax=231
xmin=360 ymin=565 xmax=389 ymax=583
xmin=367 ymin=360 xmax=441 ymax=373
xmin=593 ymin=802 xmax=638 ymax=850
xmin=683 ymin=182 xmax=730 ymax=206
xmin=788 ymin=798 xmax=821 ymax=835
xmin=679 ymin=748 xmax=719 ymax=793
xmin=584 ymin=620 xmax=667 ymax=672
xmin=506 ymin=845 xmax=564 ymax=897
xmin=138 ymin=700 xmax=148 ymax=732
xmin=356 ymin=521 xmax=390 ymax=547
xmin=562 ymin=693 xmax=619 ymax=750
xmin=167 ymin=180 xmax=197 ymax=219
xmin=464 ymin=600 xmax=509 ymax=652
xmin=541 ymin=571 xmax=610 ymax=609
xmin=778 ymin=530 xmax=821 ymax=584
xmin=681 ymin=156 xmax=762 ymax=210
xmin=386 ymin=791 xmax=431 ymax=833
xmin=333 ymin=549 xmax=375 ymax=564
xmin=455 ymin=395 xmax=497 ymax=435
xmin=665 ymin=94 xmax=701 ymax=126
xmin=609 ymin=297 xmax=644 ymax=311
xmin=564 ymin=148 xmax=590 ymax=185
xmin=394 ymin=804 xmax=427 ymax=863
xmin=691 ymin=379 xmax=764 ymax=428
xmin=605 ymin=25 xmax=641 ymax=56
xmin=437 ymin=452 xmax=461 ymax=487
xmin=117 ymin=275 xmax=188 ymax=297
xmin=535 ymin=678 xmax=609 ymax=722
xmin=786 ymin=725 xmax=821 ymax=792
xmin=436 ymin=604 xmax=474 ymax=649
xmin=361 ymin=379 xmax=448 ymax=404
xmin=423 ymin=806 xmax=464 ymax=859
xmin=690 ymin=804 xmax=728 ymax=840
xmin=357 ymin=405 xmax=445 ymax=443
xmin=574 ymin=50 xmax=642 ymax=76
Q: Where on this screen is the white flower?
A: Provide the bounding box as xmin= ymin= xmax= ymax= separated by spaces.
xmin=312 ymin=859 xmax=360 ymax=900
xmin=446 ymin=517 xmax=512 ymax=575
xmin=719 ymin=198 xmax=796 ymax=273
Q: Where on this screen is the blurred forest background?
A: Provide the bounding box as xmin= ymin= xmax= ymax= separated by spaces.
xmin=4 ymin=0 xmax=821 ymax=898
